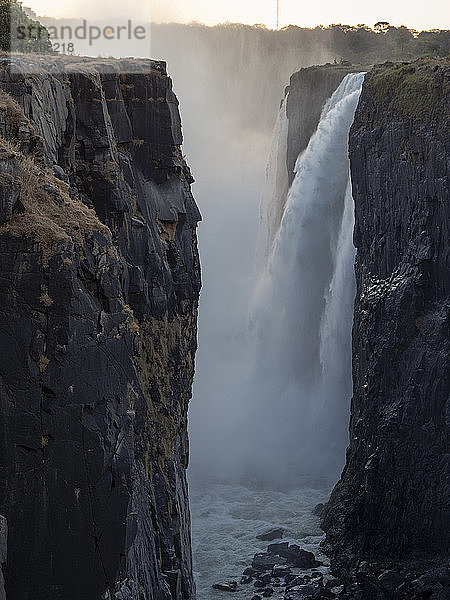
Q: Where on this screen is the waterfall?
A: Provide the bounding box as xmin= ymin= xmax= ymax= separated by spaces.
xmin=247 ymin=73 xmax=365 ymax=484
xmin=256 ymin=97 xmax=290 ymax=270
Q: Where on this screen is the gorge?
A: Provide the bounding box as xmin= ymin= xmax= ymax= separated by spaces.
xmin=189 ymin=58 xmax=448 ymax=599
xmin=0 ymin=12 xmax=448 ymax=600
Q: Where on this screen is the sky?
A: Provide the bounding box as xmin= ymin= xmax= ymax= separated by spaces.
xmin=26 ymin=0 xmax=450 ymax=31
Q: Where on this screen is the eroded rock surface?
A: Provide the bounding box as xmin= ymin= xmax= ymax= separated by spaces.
xmin=286 ymin=64 xmax=368 ymax=185
xmin=321 ymin=60 xmax=449 ymax=594
xmin=0 ymin=55 xmax=201 ymax=600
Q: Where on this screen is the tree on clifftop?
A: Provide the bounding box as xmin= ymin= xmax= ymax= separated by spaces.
xmin=0 ymin=0 xmax=53 ymax=53
xmin=375 ymin=21 xmax=391 ymax=33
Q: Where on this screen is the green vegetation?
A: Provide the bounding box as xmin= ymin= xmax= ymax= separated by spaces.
xmin=281 ymin=23 xmax=450 ymax=63
xmin=0 ymin=0 xmax=53 ymax=53
xmin=367 ymin=58 xmax=449 ymax=121
xmin=159 ymin=21 xmax=450 ymax=65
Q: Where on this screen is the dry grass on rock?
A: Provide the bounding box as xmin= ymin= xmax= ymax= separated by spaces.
xmin=0 ymin=138 xmax=110 ymax=263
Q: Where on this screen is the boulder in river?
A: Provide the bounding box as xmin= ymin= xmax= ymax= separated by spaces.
xmin=212 ymin=581 xmax=238 ymax=592
xmin=252 ymin=552 xmax=286 ymax=571
xmin=272 ymin=564 xmax=291 ymax=578
xmin=285 ymin=583 xmax=320 ymax=599
xmin=275 ymin=544 xmax=321 ymax=568
xmin=243 ymin=567 xmax=260 ymax=577
xmin=267 ymin=542 xmax=289 ymax=555
xmin=286 ymin=576 xmax=306 ymax=589
xmin=254 ymin=573 xmax=272 ymax=587
xmin=256 ymin=528 xmax=284 ymax=541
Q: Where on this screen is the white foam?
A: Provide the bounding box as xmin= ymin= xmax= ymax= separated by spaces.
xmin=190 ymin=482 xmax=330 ymax=600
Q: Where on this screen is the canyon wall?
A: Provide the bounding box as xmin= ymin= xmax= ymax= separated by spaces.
xmin=322 ymin=59 xmax=449 ymax=591
xmin=262 ymin=63 xmax=365 ymax=260
xmin=283 ymin=59 xmax=448 ymax=597
xmin=0 ymin=55 xmax=200 ymax=600
xmin=286 ymin=63 xmax=366 ymax=184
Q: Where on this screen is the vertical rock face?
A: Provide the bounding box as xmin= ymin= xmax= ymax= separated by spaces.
xmin=322 ymin=60 xmax=449 ymax=569
xmin=261 ymin=64 xmax=367 ymax=256
xmin=0 ymin=56 xmax=201 ymax=600
xmin=286 ymin=64 xmax=367 ymax=185
xmin=262 ymin=63 xmax=368 ymax=258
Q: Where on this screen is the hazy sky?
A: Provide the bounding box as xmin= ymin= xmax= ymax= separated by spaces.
xmin=27 ymin=0 xmax=450 ymax=30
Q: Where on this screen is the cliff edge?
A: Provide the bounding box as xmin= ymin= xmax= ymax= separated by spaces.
xmin=262 ymin=63 xmax=369 ymax=262
xmin=0 ymin=55 xmax=201 ymax=600
xmin=286 ymin=63 xmax=369 ymax=185
xmin=322 ymin=59 xmax=449 ymax=596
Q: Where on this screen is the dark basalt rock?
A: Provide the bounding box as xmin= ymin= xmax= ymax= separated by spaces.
xmin=0 ymin=56 xmax=201 ymax=600
xmin=286 ymin=576 xmax=306 ymax=589
xmin=244 ymin=567 xmax=261 ymax=577
xmin=272 ymin=564 xmax=292 ymax=578
xmin=321 ymin=60 xmax=449 ymax=577
xmin=272 ymin=544 xmax=321 ymax=569
xmin=411 ymin=567 xmax=450 ymax=594
xmin=285 ymin=583 xmax=320 ymax=599
xmin=377 ymin=569 xmax=404 ymax=591
xmin=252 ymin=552 xmax=287 ymax=571
xmin=317 ymin=561 xmax=450 ymax=600
xmin=212 ymin=581 xmax=238 ymax=592
xmin=254 ymin=573 xmax=272 ymax=587
xmin=257 ymin=527 xmax=285 ymax=541
xmin=268 ymin=542 xmax=289 ymax=555
xmin=324 ymin=578 xmax=340 ymax=589
xmin=312 ymin=503 xmax=326 ymax=518
xmin=316 ymin=589 xmax=337 ymax=599
xmin=0 ymin=516 xmax=5 ymax=600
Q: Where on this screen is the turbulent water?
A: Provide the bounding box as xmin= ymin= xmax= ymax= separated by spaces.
xmin=190 ymin=73 xmax=365 ymax=597
xmin=190 ymin=482 xmax=331 ymax=600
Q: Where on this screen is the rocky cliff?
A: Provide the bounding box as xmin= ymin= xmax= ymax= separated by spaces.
xmin=322 ymin=59 xmax=449 ymax=596
xmin=0 ymin=55 xmax=201 ymax=600
xmin=286 ymin=63 xmax=367 ymax=185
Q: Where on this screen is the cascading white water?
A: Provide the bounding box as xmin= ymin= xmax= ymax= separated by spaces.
xmin=248 ymin=73 xmax=365 ymax=483
xmin=256 ymin=97 xmax=290 ymax=270
xmin=190 ymin=74 xmax=365 ymax=597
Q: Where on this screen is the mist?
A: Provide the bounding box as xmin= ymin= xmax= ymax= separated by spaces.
xmin=150 ymin=25 xmax=338 ymax=487
xmin=148 ymin=23 xmax=448 ymax=488
xmin=28 ymin=13 xmax=449 ymax=488
xmin=4 ymin=10 xmax=446 ymax=596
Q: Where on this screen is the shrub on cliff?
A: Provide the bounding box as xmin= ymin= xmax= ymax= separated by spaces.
xmin=0 ymin=0 xmax=53 ymax=53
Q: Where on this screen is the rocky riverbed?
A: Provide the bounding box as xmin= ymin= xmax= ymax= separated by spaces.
xmin=211 ymin=535 xmax=449 ymax=600
xmin=191 ymin=483 xmax=449 ymax=600
xmin=189 ymin=482 xmax=331 ymax=600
